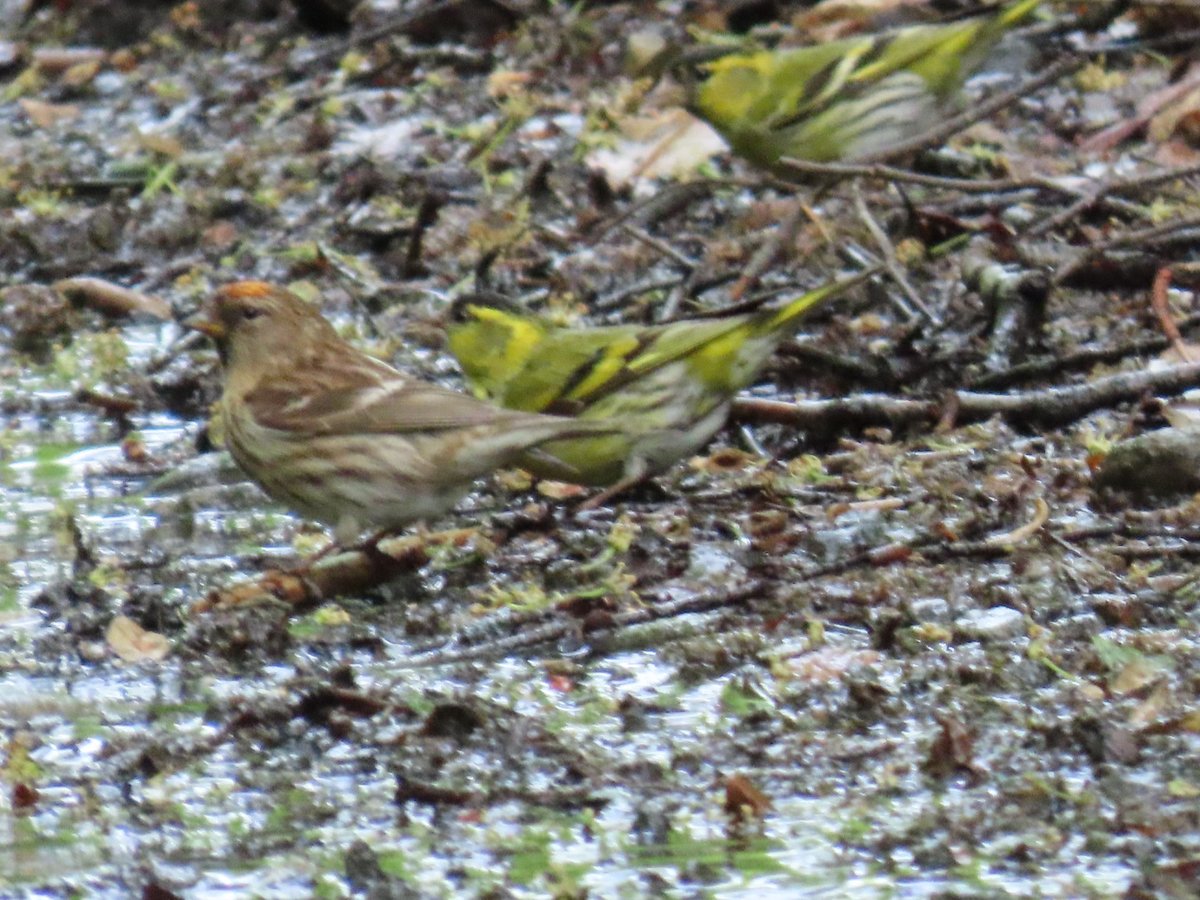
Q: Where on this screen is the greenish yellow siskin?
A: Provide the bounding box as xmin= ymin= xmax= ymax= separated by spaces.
xmin=446 ymin=271 xmax=873 ymax=488
xmin=688 ymin=0 xmax=1042 ymax=167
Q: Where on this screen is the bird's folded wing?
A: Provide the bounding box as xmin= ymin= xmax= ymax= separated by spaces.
xmin=247 ymin=375 xmax=519 ymax=435
xmin=554 ymin=318 xmax=744 ymax=407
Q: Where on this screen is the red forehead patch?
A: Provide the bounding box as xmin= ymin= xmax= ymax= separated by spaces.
xmin=220 ymin=281 xmax=274 ymax=299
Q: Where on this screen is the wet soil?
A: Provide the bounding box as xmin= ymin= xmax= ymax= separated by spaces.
xmin=1 ymin=1 xmax=1199 ymax=896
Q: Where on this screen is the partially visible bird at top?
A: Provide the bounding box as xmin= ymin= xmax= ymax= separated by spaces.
xmin=676 ymin=0 xmax=1043 ymax=168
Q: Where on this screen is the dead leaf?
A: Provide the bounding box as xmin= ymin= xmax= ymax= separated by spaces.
xmin=121 ymin=434 xmax=148 ymax=462
xmin=536 ymin=480 xmax=589 ymax=500
xmin=1083 ymin=64 xmax=1200 ymax=153
xmin=11 ymin=782 xmax=39 ymax=811
xmin=586 ymin=107 xmax=727 ymax=190
xmin=1111 ymin=657 xmax=1164 ymax=696
xmin=138 ymin=132 xmax=184 ymax=159
xmin=1152 ymin=138 xmax=1200 ymax=167
xmin=1129 ymin=682 xmax=1173 ymax=729
xmin=18 ymin=99 xmax=80 ymax=128
xmin=690 ymin=448 xmax=759 ymax=473
xmin=486 ymin=69 xmax=532 ymax=99
xmin=202 ymin=220 xmax=238 ymax=249
xmin=1149 ymin=82 xmax=1200 ymax=147
xmin=106 ymin=615 xmax=171 ymax=663
xmin=790 ymin=647 xmax=882 ymax=683
xmin=933 ymin=520 xmax=960 ymax=541
xmin=60 ymin=58 xmax=101 ymax=88
xmin=546 ymin=673 xmax=574 ymax=692
xmin=724 ymin=773 xmax=771 ymax=823
xmin=869 ymin=543 xmax=914 ymax=565
xmin=924 ymin=713 xmax=984 ymax=780
xmin=109 ymin=48 xmax=137 ymax=73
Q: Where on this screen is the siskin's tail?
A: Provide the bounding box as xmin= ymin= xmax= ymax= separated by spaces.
xmin=759 ymin=266 xmax=882 ymax=337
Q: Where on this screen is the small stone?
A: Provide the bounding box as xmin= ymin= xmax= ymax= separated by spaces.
xmin=956 ymin=606 xmax=1025 ymax=641
xmin=1094 ymin=428 xmax=1200 ymax=498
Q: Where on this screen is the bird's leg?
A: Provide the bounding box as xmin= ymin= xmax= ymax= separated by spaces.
xmin=298 ymin=538 xmax=349 ymax=567
xmin=577 ymin=457 xmax=652 ymax=511
xmin=576 ymin=473 xmax=647 ymax=511
xmin=298 ymin=523 xmax=472 ymax=574
xmin=293 ymin=511 xmax=374 ymax=569
xmin=293 ymin=520 xmax=398 ymax=572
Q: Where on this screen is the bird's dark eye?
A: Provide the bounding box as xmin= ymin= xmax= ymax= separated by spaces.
xmin=241 ymin=307 xmax=265 ymax=321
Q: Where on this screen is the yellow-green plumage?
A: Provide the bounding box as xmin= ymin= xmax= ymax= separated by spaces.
xmin=446 ymin=272 xmax=871 ymax=487
xmin=689 ymin=0 xmax=1042 ymax=167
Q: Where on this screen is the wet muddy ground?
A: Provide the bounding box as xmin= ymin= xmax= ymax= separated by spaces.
xmin=1 ymin=1 xmax=1200 ymax=896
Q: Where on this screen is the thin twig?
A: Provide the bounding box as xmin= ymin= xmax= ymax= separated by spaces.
xmin=390 ymin=580 xmax=767 ymax=669
xmin=728 ymin=200 xmax=809 ymax=301
xmin=620 ymin=223 xmax=697 ymax=270
xmin=1150 ymin=266 xmax=1197 ymax=362
xmin=1053 ymin=214 xmax=1200 ymax=286
xmin=853 ymin=187 xmax=935 ymax=322
xmin=732 ymin=359 xmax=1200 ymax=431
xmin=773 ymin=161 xmax=1030 ymax=193
xmin=968 ymin=310 xmax=1200 ymax=389
xmin=592 ymin=180 xmax=716 ymax=240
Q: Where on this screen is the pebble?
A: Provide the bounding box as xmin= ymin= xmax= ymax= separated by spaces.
xmin=955 ymin=606 xmax=1025 ymax=641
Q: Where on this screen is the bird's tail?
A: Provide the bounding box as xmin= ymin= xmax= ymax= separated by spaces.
xmin=759 ymin=265 xmax=882 ymax=338
xmin=996 ymin=0 xmax=1043 ymax=32
xmin=939 ymin=0 xmax=1042 ymax=75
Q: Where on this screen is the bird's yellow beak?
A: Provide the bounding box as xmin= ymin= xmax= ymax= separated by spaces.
xmin=184 ymin=310 xmax=226 ymax=340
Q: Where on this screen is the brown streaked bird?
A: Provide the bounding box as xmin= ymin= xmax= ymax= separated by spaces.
xmin=185 ymin=282 xmax=624 ymax=543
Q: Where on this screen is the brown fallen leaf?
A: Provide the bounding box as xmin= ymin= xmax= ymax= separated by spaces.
xmin=586 ymin=107 xmax=728 ymax=189
xmin=724 ymin=773 xmax=771 ymax=823
xmin=1129 ymin=682 xmax=1173 ymax=729
xmin=138 ymin=132 xmax=184 ymax=159
xmin=106 ymin=615 xmax=171 ymax=663
xmin=1149 ymin=80 xmax=1200 ymax=148
xmin=1082 ymin=63 xmax=1200 ymax=153
xmin=535 ymin=480 xmax=589 ymax=501
xmin=689 ymin=448 xmax=760 ymax=474
xmin=60 ymin=58 xmax=101 ymax=89
xmin=869 ymin=543 xmax=914 ymax=565
xmin=486 ymin=69 xmax=532 ymax=99
xmin=924 ymin=713 xmax=985 ymax=781
xmin=1110 ymin=657 xmax=1165 ymax=697
xmin=790 ymin=647 xmax=882 ymax=683
xmin=18 ymin=99 xmax=80 ymax=128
